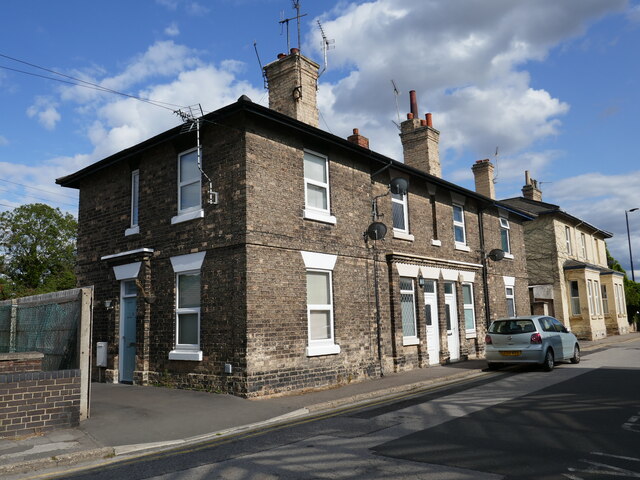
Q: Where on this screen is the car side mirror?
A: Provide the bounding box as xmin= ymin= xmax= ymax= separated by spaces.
xmin=562 ymin=327 xmax=568 ymax=333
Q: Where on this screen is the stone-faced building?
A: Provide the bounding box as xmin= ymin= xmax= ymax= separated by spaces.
xmin=500 ymin=173 xmax=629 ymax=340
xmin=57 ymin=49 xmax=531 ymax=397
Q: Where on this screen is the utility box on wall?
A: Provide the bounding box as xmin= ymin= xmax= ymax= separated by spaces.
xmin=96 ymin=342 xmax=108 ymax=367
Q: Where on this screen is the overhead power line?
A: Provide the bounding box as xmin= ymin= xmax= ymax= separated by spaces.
xmin=0 ymin=186 xmax=76 ymax=208
xmin=0 ymin=178 xmax=77 ymax=200
xmin=0 ymin=52 xmax=187 ymax=112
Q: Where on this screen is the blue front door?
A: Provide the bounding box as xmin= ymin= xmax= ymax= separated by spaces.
xmin=120 ymin=280 xmax=137 ymax=383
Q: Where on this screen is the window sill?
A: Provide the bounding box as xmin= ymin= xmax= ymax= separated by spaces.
xmin=306 ymin=344 xmax=340 ymax=357
xmin=171 ymin=208 xmax=204 ymax=225
xmin=169 ymin=350 xmax=203 ymax=361
xmin=124 ymin=225 xmax=139 ymax=236
xmin=304 ymin=209 xmax=337 ymax=225
xmin=455 ymin=243 xmax=471 ymax=252
xmin=402 ymin=336 xmax=420 ymax=346
xmin=393 ymin=231 xmax=415 ymax=242
xmin=465 ymin=331 xmax=476 ymax=339
xmin=431 ymin=239 xmax=442 ymax=247
xmin=503 ymin=252 xmax=514 ymax=260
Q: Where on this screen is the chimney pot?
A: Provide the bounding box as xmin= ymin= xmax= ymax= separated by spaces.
xmin=407 ymin=113 xmax=414 ymax=120
xmin=420 ymin=119 xmax=427 ymax=127
xmin=347 ymin=127 xmax=369 ymax=149
xmin=290 ymin=47 xmax=299 ymax=55
xmin=277 ymin=53 xmax=286 ymax=59
xmin=353 ymin=128 xmax=359 ymax=135
xmin=426 ymin=113 xmax=433 ymax=128
xmin=409 ymin=90 xmax=419 ymax=118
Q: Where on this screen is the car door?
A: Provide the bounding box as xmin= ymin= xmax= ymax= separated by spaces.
xmin=552 ymin=318 xmax=573 ymax=360
xmin=540 ymin=317 xmax=562 ymax=358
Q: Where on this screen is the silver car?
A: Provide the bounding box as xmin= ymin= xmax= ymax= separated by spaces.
xmin=485 ymin=316 xmax=580 ymax=371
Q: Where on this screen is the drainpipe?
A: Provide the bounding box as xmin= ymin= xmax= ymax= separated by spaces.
xmin=478 ymin=207 xmax=492 ymax=327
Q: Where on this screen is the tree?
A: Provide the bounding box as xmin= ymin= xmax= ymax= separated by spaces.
xmin=0 ymin=203 xmax=77 ymax=298
xmin=607 ymin=246 xmax=640 ymax=327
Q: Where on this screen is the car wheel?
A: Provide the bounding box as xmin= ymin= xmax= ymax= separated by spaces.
xmin=543 ymin=349 xmax=554 ymax=372
xmin=487 ymin=362 xmax=502 ymax=370
xmin=570 ymin=345 xmax=580 ymax=364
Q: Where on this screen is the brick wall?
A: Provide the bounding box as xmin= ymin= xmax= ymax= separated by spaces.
xmin=0 ymin=354 xmax=80 ymax=438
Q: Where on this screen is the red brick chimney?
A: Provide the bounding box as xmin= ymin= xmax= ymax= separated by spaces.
xmin=472 ymin=159 xmax=495 ymax=199
xmin=347 ymin=128 xmax=370 ymax=149
xmin=399 ymin=90 xmax=441 ymax=177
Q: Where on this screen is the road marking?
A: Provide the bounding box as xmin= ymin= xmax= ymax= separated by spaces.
xmin=592 ymin=452 xmax=640 ymax=462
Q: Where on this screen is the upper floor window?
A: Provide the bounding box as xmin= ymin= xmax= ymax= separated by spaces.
xmin=125 ymin=170 xmax=140 ymax=236
xmin=303 ymin=150 xmax=336 ymax=224
xmin=580 ymin=233 xmax=587 ymax=259
xmin=505 ymin=286 xmax=515 ymax=317
xmin=178 ymin=149 xmax=201 ymax=214
xmin=565 ymin=226 xmax=573 ymax=255
xmin=500 ymin=217 xmax=511 ymax=254
xmin=392 ymin=193 xmax=409 ymax=233
xmin=453 ymin=204 xmax=466 ymax=247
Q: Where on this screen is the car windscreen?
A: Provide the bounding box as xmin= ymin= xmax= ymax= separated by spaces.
xmin=488 ymin=320 xmax=536 ymax=335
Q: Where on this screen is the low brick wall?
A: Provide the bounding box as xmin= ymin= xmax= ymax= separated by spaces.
xmin=0 ymin=353 xmax=81 ymax=438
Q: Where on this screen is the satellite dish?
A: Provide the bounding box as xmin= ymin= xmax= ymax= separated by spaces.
xmin=487 ymin=249 xmax=505 ymax=262
xmin=389 ymin=177 xmax=409 ymax=195
xmin=367 ymin=222 xmax=387 ymax=241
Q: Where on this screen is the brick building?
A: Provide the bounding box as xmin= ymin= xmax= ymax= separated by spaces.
xmin=501 ymin=174 xmax=629 ymax=340
xmin=57 ymin=49 xmax=531 ymax=397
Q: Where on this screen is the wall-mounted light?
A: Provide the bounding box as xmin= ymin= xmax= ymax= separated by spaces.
xmin=104 ymin=299 xmax=114 ymax=310
xmin=417 ymin=271 xmax=425 ymax=289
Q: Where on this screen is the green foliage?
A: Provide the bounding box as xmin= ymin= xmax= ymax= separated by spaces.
xmin=0 ymin=203 xmax=77 ymax=299
xmin=606 ymin=245 xmax=640 ymax=325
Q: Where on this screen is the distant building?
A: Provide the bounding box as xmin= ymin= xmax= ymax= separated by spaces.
xmin=500 ymin=173 xmax=628 ymax=340
xmin=57 ymin=49 xmax=531 ymax=397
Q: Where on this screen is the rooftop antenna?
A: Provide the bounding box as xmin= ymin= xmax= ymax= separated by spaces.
xmin=493 ymin=146 xmax=499 ymax=184
xmin=253 ymin=41 xmax=267 ymax=89
xmin=174 ymin=104 xmax=218 ymax=205
xmin=391 ymin=79 xmax=401 ymax=129
xmin=317 ymin=20 xmax=335 ymax=78
xmin=279 ymin=1 xmax=307 ymax=52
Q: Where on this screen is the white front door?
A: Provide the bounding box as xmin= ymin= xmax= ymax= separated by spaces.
xmin=444 ymin=282 xmax=460 ymax=361
xmin=424 ymin=280 xmax=440 ymax=365
xmin=119 ymin=280 xmax=137 ymax=383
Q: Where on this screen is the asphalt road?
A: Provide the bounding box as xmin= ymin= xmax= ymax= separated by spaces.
xmin=36 ymin=339 xmax=640 ymax=480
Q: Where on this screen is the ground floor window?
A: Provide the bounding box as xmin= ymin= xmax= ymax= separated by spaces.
xmin=601 ymin=284 xmax=609 ymax=314
xmin=570 ymin=280 xmax=580 ymax=315
xmin=505 ymin=286 xmax=515 ymax=317
xmin=462 ymin=283 xmax=476 ymax=336
xmin=400 ymin=277 xmax=419 ymax=345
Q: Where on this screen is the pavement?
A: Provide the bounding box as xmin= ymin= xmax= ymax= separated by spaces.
xmin=1 ymin=331 xmax=638 ymax=477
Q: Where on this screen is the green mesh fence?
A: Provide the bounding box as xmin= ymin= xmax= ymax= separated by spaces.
xmin=12 ymin=301 xmax=80 ymax=371
xmin=0 ymin=305 xmax=11 ymax=353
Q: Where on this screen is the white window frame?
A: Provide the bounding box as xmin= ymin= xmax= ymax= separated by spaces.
xmin=593 ymin=280 xmax=601 ymax=315
xmin=587 ymin=279 xmax=594 ymax=315
xmin=400 ymin=277 xmax=419 ymax=346
xmin=499 ymin=216 xmax=514 ymax=258
xmin=453 ymin=203 xmax=468 ymax=251
xmin=169 ymin=251 xmax=205 ymax=361
xmin=303 ymin=150 xmax=336 ymax=225
xmin=125 ymin=170 xmax=140 ymax=236
xmin=615 ymin=283 xmax=626 ymax=313
xmin=565 ymin=226 xmax=572 ymax=255
xmin=301 ymin=251 xmax=339 ymax=356
xmin=172 ymin=148 xmax=204 ymax=225
xmin=462 ymin=282 xmax=476 ymax=338
xmin=392 ymin=193 xmax=409 ymax=233
xmin=580 ymin=233 xmax=587 ymax=259
xmin=505 ymin=286 xmax=516 ymax=317
xmin=570 ymin=280 xmax=581 ymax=315
xmin=601 ymin=284 xmax=609 ymax=314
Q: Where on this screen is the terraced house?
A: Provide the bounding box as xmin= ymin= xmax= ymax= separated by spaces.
xmin=57 ymin=49 xmax=532 ymax=397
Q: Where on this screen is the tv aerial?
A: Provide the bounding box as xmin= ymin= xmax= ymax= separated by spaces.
xmin=318 ymin=20 xmax=335 ymax=78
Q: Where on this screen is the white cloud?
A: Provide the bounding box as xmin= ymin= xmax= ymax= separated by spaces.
xmin=0 ymin=135 xmax=8 ymax=146
xmin=309 ymin=0 xmax=623 ymax=169
xmin=165 ymin=22 xmax=180 ymax=37
xmin=26 ymin=97 xmax=61 ymax=130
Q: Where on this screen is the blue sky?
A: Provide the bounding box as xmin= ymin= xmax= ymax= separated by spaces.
xmin=1 ymin=0 xmax=640 ymax=276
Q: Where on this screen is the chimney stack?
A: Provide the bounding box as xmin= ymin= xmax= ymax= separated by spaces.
xmin=399 ymin=91 xmax=441 ymax=177
xmin=522 ymin=170 xmax=542 ymax=201
xmin=263 ymin=48 xmax=320 ymax=127
xmin=472 ymin=159 xmax=495 ymax=199
xmin=347 ymin=128 xmax=370 ymax=149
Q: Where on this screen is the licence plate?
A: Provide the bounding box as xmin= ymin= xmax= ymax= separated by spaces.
xmin=500 ymin=351 xmax=521 ymax=357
